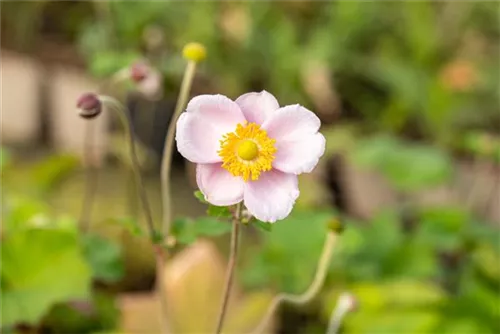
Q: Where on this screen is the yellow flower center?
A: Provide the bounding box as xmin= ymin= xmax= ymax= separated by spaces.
xmin=237 ymin=140 xmax=259 ymax=161
xmin=218 ymin=123 xmax=276 ymax=181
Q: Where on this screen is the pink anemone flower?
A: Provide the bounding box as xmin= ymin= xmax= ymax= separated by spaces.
xmin=175 ymin=91 xmax=326 ymax=223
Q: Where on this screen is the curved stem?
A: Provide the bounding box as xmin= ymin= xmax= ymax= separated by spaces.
xmin=251 ymin=231 xmax=339 ymax=334
xmin=161 ymin=60 xmax=197 ymax=239
xmin=99 ymin=96 xmax=157 ymax=241
xmin=215 ymin=202 xmax=243 ymax=334
xmin=326 ymin=293 xmax=354 ymax=334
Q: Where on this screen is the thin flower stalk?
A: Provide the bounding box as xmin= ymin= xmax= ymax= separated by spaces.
xmin=326 ymin=293 xmax=356 ymax=334
xmin=99 ymin=96 xmax=157 ymax=241
xmin=99 ymin=95 xmax=170 ymax=334
xmin=215 ymin=202 xmax=243 ymax=334
xmin=251 ymin=231 xmax=339 ymax=334
xmin=161 ymin=59 xmax=197 ymax=239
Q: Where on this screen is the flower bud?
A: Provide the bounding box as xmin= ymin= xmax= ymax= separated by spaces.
xmin=76 ymin=93 xmax=101 ymax=119
xmin=337 ymin=292 xmax=358 ymax=313
xmin=327 ymin=217 xmax=344 ymax=234
xmin=182 ymin=42 xmax=207 ymax=63
xmin=130 ymin=62 xmax=150 ymax=82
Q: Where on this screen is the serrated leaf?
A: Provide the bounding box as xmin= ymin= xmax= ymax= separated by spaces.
xmin=83 ymin=234 xmax=124 ymax=283
xmin=1 ymin=228 xmax=92 ymax=327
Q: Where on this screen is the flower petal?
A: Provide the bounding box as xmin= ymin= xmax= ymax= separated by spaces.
xmin=176 ymin=95 xmax=246 ymax=163
xmin=272 ymin=133 xmax=326 ymax=174
xmin=262 ymin=105 xmax=325 ymax=174
xmin=243 ymin=170 xmax=299 ymax=223
xmin=262 ymin=104 xmax=321 ymax=140
xmin=235 ymin=90 xmax=279 ymax=125
xmin=197 ymin=163 xmax=244 ymax=206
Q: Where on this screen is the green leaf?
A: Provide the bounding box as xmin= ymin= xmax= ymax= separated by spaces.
xmin=1 ymin=228 xmax=92 ymax=327
xmin=207 ymin=205 xmax=231 ymax=218
xmin=89 ymin=51 xmax=141 ymax=78
xmin=194 ymin=190 xmax=208 ymax=204
xmin=194 ymin=217 xmax=232 ymax=237
xmin=416 ymin=206 xmax=468 ymax=252
xmin=171 ymin=217 xmax=197 ymax=245
xmin=82 ymin=234 xmax=124 ymax=283
xmin=351 ymin=135 xmax=452 ymax=192
xmin=112 ymin=217 xmax=144 ymax=236
xmin=253 ymin=220 xmax=273 ymax=232
xmin=241 ymin=210 xmax=333 ymax=293
xmin=172 ymin=216 xmax=232 ymax=246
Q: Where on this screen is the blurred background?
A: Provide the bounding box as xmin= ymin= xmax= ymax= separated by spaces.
xmin=1 ymin=1 xmax=499 ymax=333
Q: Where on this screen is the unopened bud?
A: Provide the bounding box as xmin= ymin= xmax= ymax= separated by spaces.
xmin=130 ymin=62 xmax=150 ymax=82
xmin=327 ymin=217 xmax=344 ymax=234
xmin=76 ymin=93 xmax=101 ymax=119
xmin=182 ymin=42 xmax=207 ymax=63
xmin=337 ymin=292 xmax=358 ymax=313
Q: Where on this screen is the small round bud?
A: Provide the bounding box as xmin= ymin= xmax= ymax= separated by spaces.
xmin=182 ymin=42 xmax=207 ymax=62
xmin=76 ymin=93 xmax=101 ymax=119
xmin=327 ymin=217 xmax=344 ymax=234
xmin=338 ymin=292 xmax=358 ymax=312
xmin=130 ymin=62 xmax=150 ymax=82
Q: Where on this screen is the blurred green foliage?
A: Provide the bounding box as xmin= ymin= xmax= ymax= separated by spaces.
xmin=71 ymin=1 xmax=499 ymax=148
xmin=1 ymin=149 xmax=123 ymax=332
xmin=350 ymin=135 xmax=453 ymax=192
xmin=240 ymin=206 xmax=499 ymax=333
xmin=1 ymin=1 xmax=499 ymax=333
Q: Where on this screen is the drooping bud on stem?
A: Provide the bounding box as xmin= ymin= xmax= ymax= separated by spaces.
xmin=77 ymin=93 xmax=102 ymax=119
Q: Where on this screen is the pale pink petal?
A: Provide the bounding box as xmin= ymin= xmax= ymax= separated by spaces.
xmin=235 ymin=90 xmax=279 ymax=125
xmin=262 ymin=104 xmax=321 ymax=140
xmin=272 ymin=133 xmax=326 ymax=174
xmin=176 ymin=95 xmax=246 ymax=163
xmin=262 ymin=105 xmax=325 ymax=174
xmin=197 ymin=163 xmax=244 ymax=206
xmin=243 ymin=170 xmax=299 ymax=223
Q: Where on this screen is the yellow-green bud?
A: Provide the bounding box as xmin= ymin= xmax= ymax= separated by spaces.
xmin=327 ymin=217 xmax=344 ymax=234
xmin=182 ymin=42 xmax=207 ymax=62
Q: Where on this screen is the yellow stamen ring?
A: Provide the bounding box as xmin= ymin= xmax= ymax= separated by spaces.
xmin=218 ymin=123 xmax=276 ymax=181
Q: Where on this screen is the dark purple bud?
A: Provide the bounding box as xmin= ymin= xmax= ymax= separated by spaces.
xmin=77 ymin=93 xmax=101 ymax=119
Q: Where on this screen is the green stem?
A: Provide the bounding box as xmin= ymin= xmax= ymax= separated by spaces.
xmin=215 ymin=202 xmax=243 ymax=334
xmin=251 ymin=231 xmax=339 ymax=334
xmin=161 ymin=60 xmax=197 ymax=239
xmin=99 ymin=96 xmax=157 ymax=241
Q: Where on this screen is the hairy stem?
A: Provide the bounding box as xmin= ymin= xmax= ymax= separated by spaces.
xmin=161 ymin=60 xmax=197 ymax=240
xmin=251 ymin=231 xmax=339 ymax=334
xmin=215 ymin=202 xmax=243 ymax=334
